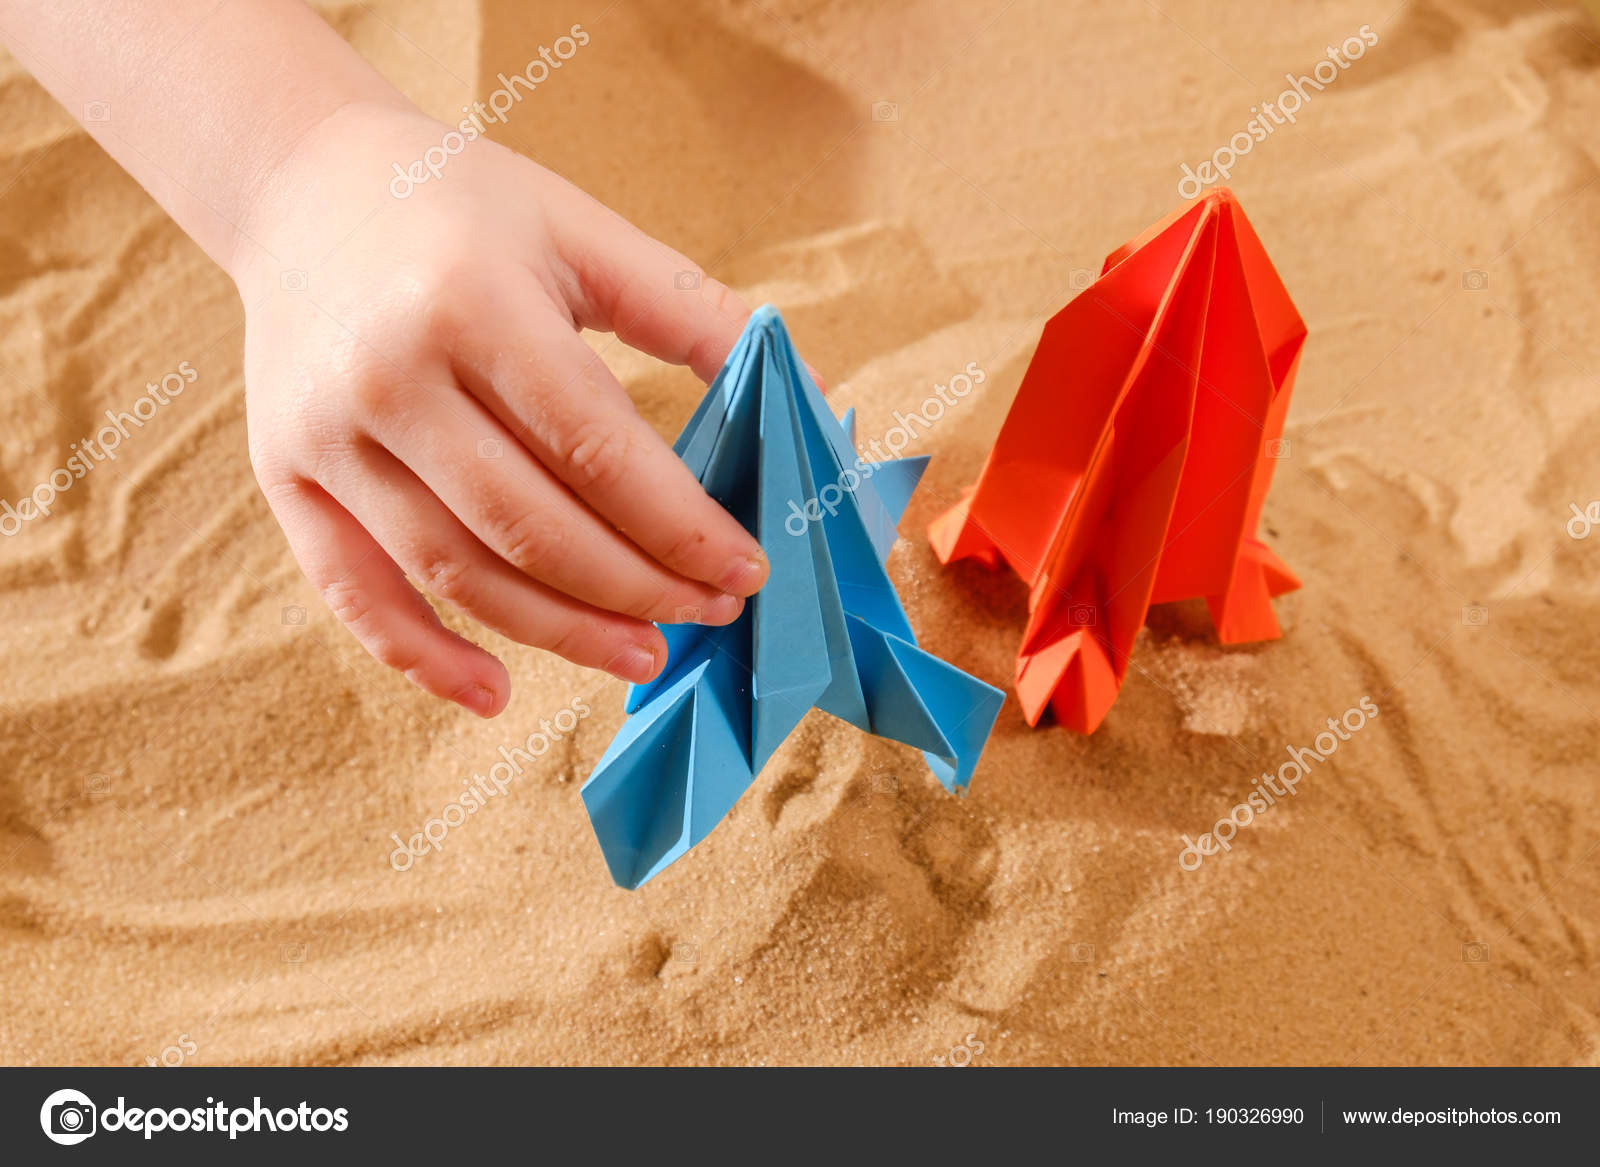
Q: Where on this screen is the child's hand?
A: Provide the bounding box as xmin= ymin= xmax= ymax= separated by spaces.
xmin=232 ymin=102 xmax=768 ymax=716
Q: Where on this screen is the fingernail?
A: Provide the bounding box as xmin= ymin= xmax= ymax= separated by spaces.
xmin=606 ymin=644 xmax=659 ymax=683
xmin=455 ymin=683 xmax=500 ymax=718
xmin=718 ymin=550 xmax=768 ymax=595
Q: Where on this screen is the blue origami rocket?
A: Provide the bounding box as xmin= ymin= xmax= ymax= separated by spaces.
xmin=580 ymin=306 xmax=1005 ymax=888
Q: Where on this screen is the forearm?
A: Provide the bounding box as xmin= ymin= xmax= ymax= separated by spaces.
xmin=0 ymin=0 xmax=408 ymax=280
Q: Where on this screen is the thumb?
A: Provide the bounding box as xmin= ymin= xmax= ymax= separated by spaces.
xmin=557 ymin=209 xmax=826 ymax=390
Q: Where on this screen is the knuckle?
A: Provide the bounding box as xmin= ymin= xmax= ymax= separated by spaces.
xmin=400 ymin=664 xmax=437 ymax=692
xmin=705 ymin=276 xmax=742 ymax=320
xmin=347 ymin=372 xmax=399 ymax=416
xmin=419 ymin=292 xmax=470 ymax=353
xmin=412 ymin=550 xmax=474 ymax=605
xmin=254 ymin=470 xmax=304 ymax=513
xmin=494 ymin=509 xmax=562 ymax=575
xmin=639 ymin=583 xmax=677 ymax=620
xmin=249 ymin=420 xmax=322 ymax=492
xmin=328 ymin=594 xmax=426 ymax=677
xmin=246 ymin=435 xmax=284 ymax=484
xmin=662 ymin=523 xmax=712 ymax=570
xmin=320 ymin=576 xmax=374 ymax=629
xmin=295 ymin=428 xmax=366 ymax=488
xmin=685 ymin=279 xmax=745 ymax=372
xmin=557 ymin=422 xmax=632 ymax=492
xmin=368 ymin=634 xmax=422 ymax=677
xmin=545 ymin=619 xmax=597 ymax=664
xmin=395 ymin=263 xmax=488 ymax=357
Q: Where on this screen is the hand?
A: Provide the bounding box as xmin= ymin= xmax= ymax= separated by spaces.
xmin=233 ymin=101 xmax=768 ymax=717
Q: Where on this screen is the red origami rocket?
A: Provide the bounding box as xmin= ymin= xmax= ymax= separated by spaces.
xmin=929 ymin=188 xmax=1304 ymax=733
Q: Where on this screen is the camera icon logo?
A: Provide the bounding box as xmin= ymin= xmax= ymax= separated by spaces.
xmin=871 ymin=100 xmax=898 ymax=122
xmin=476 ymin=437 xmax=504 ymax=460
xmin=674 ymin=271 xmax=701 ymax=291
xmin=1068 ymin=268 xmax=1095 ymax=291
xmin=1461 ymin=605 xmax=1488 ymax=627
xmin=40 ymin=1088 xmax=97 ymax=1145
xmin=83 ymin=101 xmax=111 ymax=123
xmin=281 ymin=605 xmax=307 ymax=626
xmin=83 ymin=773 xmax=112 ymax=798
xmin=1461 ymin=269 xmax=1488 ymax=291
xmin=281 ymin=943 xmax=308 ymax=964
xmin=280 ymin=269 xmax=309 ymax=292
xmin=1068 ymin=942 xmax=1096 ymax=963
xmin=1462 ymin=941 xmax=1489 ymax=963
xmin=673 ymin=605 xmax=703 ymax=624
xmin=1067 ymin=604 xmax=1096 ymax=626
xmin=1266 ymin=438 xmax=1290 ymax=459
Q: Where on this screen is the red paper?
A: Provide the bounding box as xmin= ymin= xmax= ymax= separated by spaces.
xmin=929 ymin=189 xmax=1304 ymax=732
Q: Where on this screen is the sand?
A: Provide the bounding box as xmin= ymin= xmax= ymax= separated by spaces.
xmin=3 ymin=0 xmax=1599 ymax=1067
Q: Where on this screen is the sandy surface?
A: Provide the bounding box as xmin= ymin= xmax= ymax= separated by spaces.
xmin=3 ymin=0 xmax=1600 ymax=1066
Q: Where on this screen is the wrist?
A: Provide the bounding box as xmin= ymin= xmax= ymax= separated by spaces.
xmin=226 ymin=95 xmax=418 ymax=299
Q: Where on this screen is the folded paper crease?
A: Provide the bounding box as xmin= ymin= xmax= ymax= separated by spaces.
xmin=929 ymin=188 xmax=1304 ymax=733
xmin=582 ymin=306 xmax=1003 ymax=888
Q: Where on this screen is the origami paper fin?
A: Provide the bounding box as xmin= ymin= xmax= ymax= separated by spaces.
xmin=1207 ymin=536 xmax=1301 ymax=643
xmin=930 ymin=188 xmax=1305 ymax=734
xmin=582 ymin=650 xmax=755 ymax=888
xmin=583 ymin=672 xmax=698 ymax=886
xmin=785 ymin=362 xmax=918 ymax=644
xmin=787 ymin=360 xmax=907 ymax=566
xmin=868 ymin=455 xmax=930 ymax=533
xmin=844 ymin=614 xmax=1004 ymax=792
xmin=583 ymin=305 xmax=1003 ymax=887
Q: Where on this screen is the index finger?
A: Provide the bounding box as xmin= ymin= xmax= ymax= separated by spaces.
xmin=453 ymin=298 xmax=769 ymax=597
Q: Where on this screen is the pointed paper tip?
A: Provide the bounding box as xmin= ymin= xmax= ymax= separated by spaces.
xmin=870 ymin=455 xmax=930 ymax=528
xmin=580 ymin=677 xmax=702 ymax=889
xmin=748 ymin=303 xmax=788 ymax=343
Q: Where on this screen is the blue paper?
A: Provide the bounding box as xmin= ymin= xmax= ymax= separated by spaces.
xmin=580 ymin=306 xmax=1004 ymax=888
